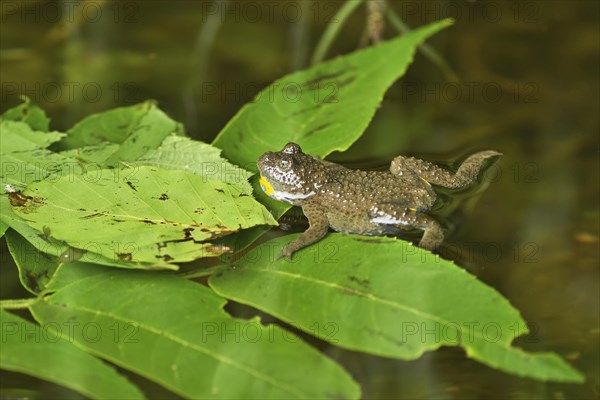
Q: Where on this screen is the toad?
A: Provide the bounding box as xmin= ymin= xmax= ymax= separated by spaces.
xmin=257 ymin=143 xmax=501 ymax=260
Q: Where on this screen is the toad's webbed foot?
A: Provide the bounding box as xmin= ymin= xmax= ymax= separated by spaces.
xmin=415 ymin=213 xmax=444 ymax=251
xmin=390 ymin=150 xmax=502 ymax=189
xmin=277 ymin=200 xmax=329 ymax=261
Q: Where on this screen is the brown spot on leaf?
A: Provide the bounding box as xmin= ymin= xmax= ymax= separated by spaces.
xmin=348 ymin=275 xmax=370 ymax=289
xmin=8 ymin=191 xmax=32 ymax=207
xmin=81 ymin=212 xmax=107 ymax=219
xmin=157 ymin=254 xmax=174 ymax=262
xmin=126 ymin=181 xmax=137 ymax=191
xmin=215 ymin=188 xmax=225 ymax=194
xmin=159 ymin=193 xmax=169 ymax=200
xmin=142 ymin=219 xmax=156 ymax=225
xmin=117 ymin=253 xmax=133 ymax=261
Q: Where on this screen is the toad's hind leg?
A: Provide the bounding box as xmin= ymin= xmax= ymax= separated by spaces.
xmin=390 ymin=151 xmax=502 ymax=189
xmin=411 ymin=212 xmax=445 ymax=251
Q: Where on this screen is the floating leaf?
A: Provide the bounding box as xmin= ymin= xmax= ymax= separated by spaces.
xmin=209 ymin=234 xmax=584 ymax=383
xmin=11 ymin=166 xmax=276 ymax=266
xmin=0 ymin=309 xmax=145 ymax=399
xmin=29 ymin=268 xmax=361 ymax=399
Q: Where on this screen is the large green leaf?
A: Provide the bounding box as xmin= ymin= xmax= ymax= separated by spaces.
xmin=11 ymin=166 xmax=276 ymax=266
xmin=212 ymin=19 xmax=452 ymax=172
xmin=0 ymin=309 xmax=144 ymax=399
xmin=0 ymin=121 xmax=166 ymax=269
xmin=209 ymin=234 xmax=585 ymax=383
xmin=29 ymin=267 xmax=361 ymax=399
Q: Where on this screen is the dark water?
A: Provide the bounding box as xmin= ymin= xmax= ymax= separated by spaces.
xmin=1 ymin=1 xmax=598 ymax=399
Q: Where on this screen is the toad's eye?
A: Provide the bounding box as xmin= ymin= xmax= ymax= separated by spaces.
xmin=279 ymin=159 xmax=291 ymax=171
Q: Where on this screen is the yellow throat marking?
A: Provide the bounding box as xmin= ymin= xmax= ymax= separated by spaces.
xmin=259 ymin=176 xmax=275 ymax=197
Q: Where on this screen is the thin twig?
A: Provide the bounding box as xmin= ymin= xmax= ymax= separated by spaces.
xmin=386 ymin=8 xmax=458 ymax=82
xmin=310 ymin=0 xmax=365 ymax=66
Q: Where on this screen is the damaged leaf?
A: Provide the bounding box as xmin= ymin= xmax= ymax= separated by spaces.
xmin=0 ymin=121 xmax=158 ymax=269
xmin=11 ymin=166 xmax=276 ymax=265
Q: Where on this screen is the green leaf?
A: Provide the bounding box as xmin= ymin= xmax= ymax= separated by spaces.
xmin=0 ymin=120 xmax=160 ymax=269
xmin=43 ymin=262 xmax=109 ymax=293
xmin=0 ymin=120 xmax=71 ymax=238
xmin=209 ymin=234 xmax=585 ymax=383
xmin=0 ymin=309 xmax=145 ymax=400
xmin=61 ymin=142 xmax=120 ymax=165
xmin=136 ymin=136 xmax=254 ymax=194
xmin=0 ymin=219 xmax=7 ymax=238
xmin=0 ymin=120 xmax=68 ymax=189
xmin=29 ymin=268 xmax=361 ymax=399
xmin=59 ymin=101 xmax=150 ymax=147
xmin=4 ymin=228 xmax=123 ymax=294
xmin=5 ymin=229 xmax=60 ymax=294
xmin=212 ymin=19 xmax=452 ymax=172
xmin=1 ymin=99 xmax=51 ymax=131
xmin=58 ymin=102 xmax=185 ymax=166
xmin=11 ymin=166 xmax=276 ymax=266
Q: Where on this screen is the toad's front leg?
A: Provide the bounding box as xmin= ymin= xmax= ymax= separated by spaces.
xmin=278 ymin=199 xmax=329 ymax=260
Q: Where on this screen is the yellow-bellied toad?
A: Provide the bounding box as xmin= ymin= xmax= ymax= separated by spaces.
xmin=257 ymin=143 xmax=501 ymax=259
